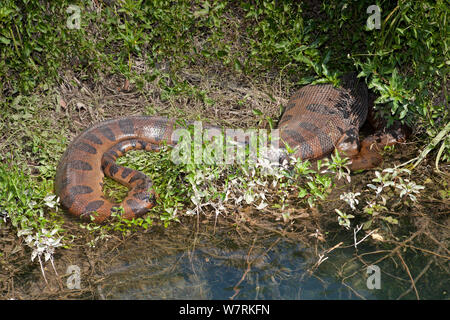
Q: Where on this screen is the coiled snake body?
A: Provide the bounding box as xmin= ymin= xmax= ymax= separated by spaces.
xmin=55 ymin=74 xmax=406 ymax=222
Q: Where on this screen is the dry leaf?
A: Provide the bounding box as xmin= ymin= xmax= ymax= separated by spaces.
xmin=371 ymin=232 xmax=384 ymax=241
xmin=123 ymin=79 xmax=130 ymax=91
xmin=298 ymin=212 xmax=309 ymax=218
xmin=58 ymin=98 xmax=67 ymax=110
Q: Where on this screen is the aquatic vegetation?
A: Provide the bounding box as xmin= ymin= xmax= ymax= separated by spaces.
xmin=336 ymin=166 xmax=426 ymax=232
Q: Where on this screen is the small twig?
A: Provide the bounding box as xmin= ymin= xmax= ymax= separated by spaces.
xmin=402 ymin=244 xmax=450 ymax=259
xmin=396 ymin=252 xmax=420 ymax=300
xmin=353 ymin=224 xmax=363 ymax=248
xmin=38 ymin=255 xmax=48 ymax=285
xmin=230 ymin=237 xmax=280 ymax=300
xmin=308 ymin=242 xmax=343 ymax=275
xmin=397 ymin=258 xmax=433 ymax=300
xmin=341 ymin=281 xmax=367 ymax=300
xmin=354 ymin=225 xmax=377 ymax=249
xmin=316 ymin=254 xmax=328 ymax=266
xmin=230 ymin=238 xmax=257 ymax=300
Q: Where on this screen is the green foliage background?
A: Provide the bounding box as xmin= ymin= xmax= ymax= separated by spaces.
xmin=1 ymin=0 xmax=448 ymax=132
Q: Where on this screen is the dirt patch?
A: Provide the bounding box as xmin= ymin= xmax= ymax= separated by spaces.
xmin=56 ymin=63 xmax=290 ymax=138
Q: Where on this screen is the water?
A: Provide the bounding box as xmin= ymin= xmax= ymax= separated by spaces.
xmin=96 ymin=230 xmax=447 ymax=300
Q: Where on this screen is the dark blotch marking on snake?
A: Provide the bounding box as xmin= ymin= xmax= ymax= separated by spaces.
xmin=121 ymin=167 xmax=132 ymax=179
xmin=74 ymin=142 xmax=97 ymax=154
xmin=69 ymin=185 xmax=93 ymax=196
xmin=67 ymin=160 xmax=93 ymax=171
xmin=108 ymin=163 xmax=119 ymax=176
xmin=306 ymin=104 xmax=339 ymax=116
xmin=99 ymin=126 xmax=116 ymax=141
xmin=298 ymin=122 xmax=334 ymax=154
xmin=106 ymin=150 xmax=119 ymax=159
xmin=279 ymin=114 xmax=293 ymax=125
xmin=136 ymin=180 xmax=151 ymax=191
xmin=129 ymin=172 xmax=147 ymax=184
xmin=61 ymin=195 xmax=75 ymax=209
xmin=84 ymin=200 xmax=105 ymax=213
xmin=126 ymin=199 xmax=145 ymax=215
xmin=283 ymin=129 xmax=314 ymax=159
xmin=84 ymin=133 xmax=103 ymax=145
xmin=284 ymin=102 xmax=297 ymax=113
xmin=119 ymin=118 xmax=135 ymax=135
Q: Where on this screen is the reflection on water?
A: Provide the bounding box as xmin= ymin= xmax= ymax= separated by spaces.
xmin=98 ymin=237 xmax=387 ymax=300
xmin=97 ymin=229 xmax=449 ymax=300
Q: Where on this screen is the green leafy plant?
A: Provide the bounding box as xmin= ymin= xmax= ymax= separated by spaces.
xmin=323 ymin=0 xmax=448 ymax=164
xmin=335 ymin=209 xmax=355 ymax=230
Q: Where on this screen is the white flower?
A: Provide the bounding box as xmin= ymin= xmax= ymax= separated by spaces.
xmin=395 ymin=179 xmax=425 ymax=202
xmin=367 ymin=183 xmax=383 ymax=196
xmin=256 ymin=201 xmax=268 ymax=210
xmin=340 ymin=192 xmax=361 ymax=210
xmin=43 ymin=194 xmax=59 ymax=208
xmin=244 ymin=191 xmax=255 ymax=204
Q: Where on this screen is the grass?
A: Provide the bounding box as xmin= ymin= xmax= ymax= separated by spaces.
xmin=0 ymin=0 xmax=447 ymax=269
